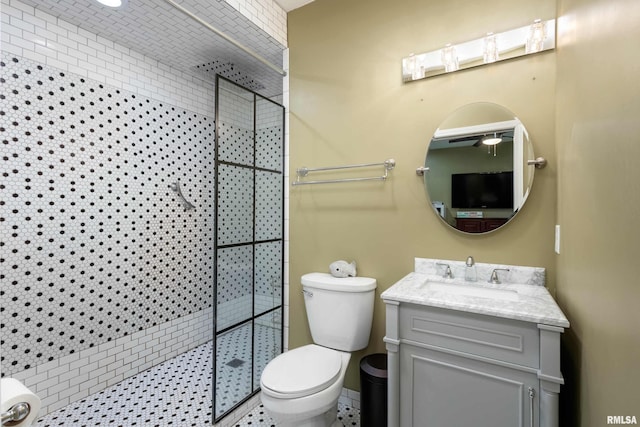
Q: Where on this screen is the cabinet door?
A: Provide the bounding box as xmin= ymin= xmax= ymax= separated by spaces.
xmin=400 ymin=344 xmax=538 ymax=427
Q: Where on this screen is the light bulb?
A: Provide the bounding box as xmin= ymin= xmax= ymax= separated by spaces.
xmin=95 ymin=0 xmax=125 ymax=8
xmin=441 ymin=44 xmax=459 ymax=72
xmin=483 ymin=33 xmax=499 ymax=64
xmin=526 ymin=19 xmax=547 ymax=53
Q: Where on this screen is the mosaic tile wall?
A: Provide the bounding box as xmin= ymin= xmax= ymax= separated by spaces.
xmin=0 ymin=53 xmax=216 ymax=413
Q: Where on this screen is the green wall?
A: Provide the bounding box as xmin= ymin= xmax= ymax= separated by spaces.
xmin=288 ymin=0 xmax=557 ymax=390
xmin=555 ymin=0 xmax=640 ymax=424
xmin=288 ymin=0 xmax=640 ymax=423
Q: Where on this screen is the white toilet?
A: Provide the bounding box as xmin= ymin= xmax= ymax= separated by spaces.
xmin=260 ymin=272 xmax=377 ymax=427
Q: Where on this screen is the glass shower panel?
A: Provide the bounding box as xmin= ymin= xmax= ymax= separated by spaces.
xmin=217 ymin=79 xmax=255 ymax=166
xmin=214 ymin=75 xmax=284 ymax=422
xmin=217 ymin=164 xmax=254 ymax=246
xmin=254 ymin=241 xmax=283 ymax=316
xmin=255 ymin=171 xmax=283 ymax=241
xmin=256 ymin=98 xmax=284 ymax=173
xmin=217 ymin=245 xmax=253 ymax=330
xmin=253 ymin=309 xmax=282 ymax=391
xmin=215 ymin=321 xmax=253 ymax=418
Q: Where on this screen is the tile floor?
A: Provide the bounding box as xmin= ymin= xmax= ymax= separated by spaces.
xmin=233 ymin=402 xmax=360 ymax=427
xmin=35 ymin=331 xmax=360 ymax=426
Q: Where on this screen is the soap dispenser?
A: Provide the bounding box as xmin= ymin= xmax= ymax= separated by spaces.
xmin=465 ymin=256 xmax=477 ymax=282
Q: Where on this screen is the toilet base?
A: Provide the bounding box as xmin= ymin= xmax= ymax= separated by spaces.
xmin=275 ymin=404 xmax=343 ymax=427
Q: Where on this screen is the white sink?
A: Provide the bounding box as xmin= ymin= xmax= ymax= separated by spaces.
xmin=423 ymin=281 xmax=520 ymax=302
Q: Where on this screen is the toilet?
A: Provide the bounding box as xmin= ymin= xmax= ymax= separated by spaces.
xmin=260 ymin=272 xmax=377 ymax=427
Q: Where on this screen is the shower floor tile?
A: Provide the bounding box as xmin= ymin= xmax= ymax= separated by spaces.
xmin=232 ymin=403 xmax=360 ymax=427
xmin=36 ymin=342 xmax=214 ymax=426
xmin=35 ymin=334 xmax=359 ymax=426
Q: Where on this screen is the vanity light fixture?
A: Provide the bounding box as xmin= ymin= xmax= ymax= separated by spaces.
xmin=402 ymin=18 xmax=555 ymax=82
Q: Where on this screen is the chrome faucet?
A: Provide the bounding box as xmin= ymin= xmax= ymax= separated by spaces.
xmin=436 ymin=263 xmax=453 ymax=279
xmin=488 ymin=268 xmax=510 ymax=284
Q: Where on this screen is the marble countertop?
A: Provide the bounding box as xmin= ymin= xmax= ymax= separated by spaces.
xmin=381 ymin=272 xmax=570 ymax=328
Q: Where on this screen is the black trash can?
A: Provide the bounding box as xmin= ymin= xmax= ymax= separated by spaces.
xmin=359 ymin=353 xmax=388 ymax=427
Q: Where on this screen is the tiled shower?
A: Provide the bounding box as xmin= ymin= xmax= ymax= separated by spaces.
xmin=0 ymin=0 xmax=285 ymax=425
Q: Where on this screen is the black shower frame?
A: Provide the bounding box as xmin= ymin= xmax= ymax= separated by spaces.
xmin=213 ymin=74 xmax=286 ymax=423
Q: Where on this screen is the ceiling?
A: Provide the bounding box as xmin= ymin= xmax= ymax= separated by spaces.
xmin=18 ymin=0 xmax=287 ymax=98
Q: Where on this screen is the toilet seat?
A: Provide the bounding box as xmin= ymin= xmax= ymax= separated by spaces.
xmin=261 ymin=345 xmax=342 ymax=399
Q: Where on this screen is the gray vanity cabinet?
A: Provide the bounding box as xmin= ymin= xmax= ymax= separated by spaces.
xmin=384 ymin=301 xmax=564 ymax=427
xmin=400 ymin=344 xmax=539 ymax=426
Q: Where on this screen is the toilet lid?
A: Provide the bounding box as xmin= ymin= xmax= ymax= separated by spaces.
xmin=261 ymin=345 xmax=342 ymax=398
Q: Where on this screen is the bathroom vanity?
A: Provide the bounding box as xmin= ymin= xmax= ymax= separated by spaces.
xmin=381 ymin=258 xmax=569 ymax=427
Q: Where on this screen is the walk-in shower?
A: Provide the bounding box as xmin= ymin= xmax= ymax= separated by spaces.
xmin=0 ymin=0 xmax=285 ymax=424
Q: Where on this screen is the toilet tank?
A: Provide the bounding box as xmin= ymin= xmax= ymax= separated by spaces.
xmin=301 ymin=273 xmax=377 ymax=352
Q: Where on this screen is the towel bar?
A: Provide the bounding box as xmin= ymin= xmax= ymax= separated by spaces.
xmin=292 ymin=159 xmax=395 ymax=186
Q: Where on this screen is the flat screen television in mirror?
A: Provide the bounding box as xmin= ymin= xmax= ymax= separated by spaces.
xmin=451 ymin=171 xmax=514 ymax=209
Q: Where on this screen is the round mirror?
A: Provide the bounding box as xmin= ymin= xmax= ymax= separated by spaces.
xmin=424 ymin=102 xmax=536 ymax=234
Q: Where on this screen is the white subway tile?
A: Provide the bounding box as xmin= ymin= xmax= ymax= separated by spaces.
xmin=25 ymin=372 xmax=48 ymax=388
xmin=4 ymin=23 xmax=22 ymax=37
xmin=106 ymin=374 xmax=123 ymax=387
xmin=9 ymin=15 xmax=33 ymax=32
xmin=68 ymin=357 xmax=89 ymax=371
xmin=34 ymin=25 xmax=58 ymax=41
xmin=89 ymin=382 xmax=106 ymax=395
xmin=45 ymin=21 xmax=67 ymax=37
xmin=66 ymin=31 xmax=88 ymax=45
xmin=98 ymin=355 xmax=115 ymax=368
xmin=88 ymin=366 xmax=107 ymax=380
xmin=56 ymin=34 xmax=78 ymax=50
xmin=48 ymin=380 xmax=70 ymax=396
xmin=107 ymin=344 xmax=125 ymax=357
xmin=48 ymin=363 xmax=71 ymax=378
xmin=69 ymin=373 xmax=89 ymax=387
xmin=67 ymin=48 xmax=88 ymax=62
xmin=56 ymin=51 xmax=78 ymax=66
xmin=67 ymin=64 xmax=89 ymax=78
xmin=35 ymin=377 xmax=59 ymax=393
xmin=58 ymin=384 xmax=79 ymax=400
xmin=77 ymin=27 xmax=97 ymax=41
xmin=79 ymin=346 xmax=99 ymax=360
xmin=122 ymin=367 xmax=140 ymax=379
xmin=86 ymin=39 xmax=106 ymax=53
xmin=98 ymin=371 xmax=113 ymax=384
xmin=9 ymin=0 xmax=34 ymax=15
xmin=40 ymin=393 xmax=59 ymax=408
xmin=47 ymin=57 xmax=68 ymax=71
xmin=96 ymin=35 xmax=114 ymax=49
xmin=79 ymin=377 xmax=98 ymax=392
xmin=79 ymin=361 xmax=98 ymax=376
xmin=107 ymin=359 xmax=124 ymax=373
xmin=36 ymin=359 xmax=60 ymax=374
xmin=69 ymin=389 xmax=90 ymax=403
